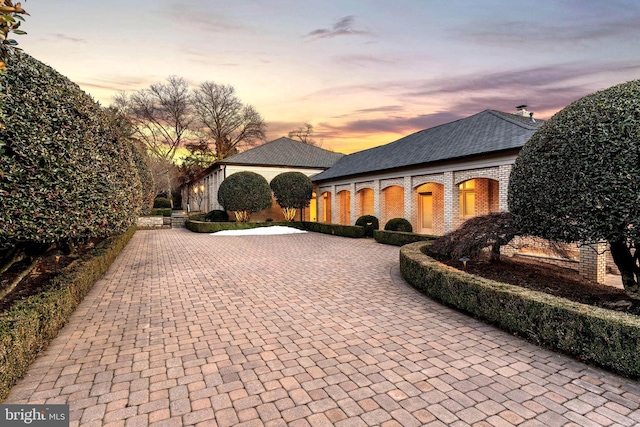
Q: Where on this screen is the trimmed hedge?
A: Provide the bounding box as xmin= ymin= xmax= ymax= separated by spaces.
xmin=355 ymin=215 xmax=379 ymax=237
xmin=0 ymin=226 xmax=137 ymax=401
xmin=400 ymin=241 xmax=640 ymax=378
xmin=186 ymin=220 xmax=365 ymax=238
xmin=384 ymin=218 xmax=413 ymax=232
xmin=186 ymin=221 xmax=296 ymax=233
xmin=150 ymin=208 xmax=172 ymax=217
xmin=298 ymin=222 xmax=364 ymax=238
xmin=204 ymin=210 xmax=229 ymax=222
xmin=374 ymin=230 xmax=437 ymax=246
xmin=153 ymin=197 xmax=172 ymax=209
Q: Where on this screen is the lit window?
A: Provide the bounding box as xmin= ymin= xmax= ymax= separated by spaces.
xmin=459 ymin=180 xmax=475 ymax=217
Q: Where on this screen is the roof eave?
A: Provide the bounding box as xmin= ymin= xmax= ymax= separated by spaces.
xmin=312 ymin=147 xmax=522 ymax=184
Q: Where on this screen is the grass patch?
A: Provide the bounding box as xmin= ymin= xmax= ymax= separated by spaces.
xmin=400 ymin=241 xmax=640 ymax=378
xmin=0 ymin=226 xmax=136 ymax=401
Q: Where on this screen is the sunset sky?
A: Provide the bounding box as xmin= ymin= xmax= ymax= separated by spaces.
xmin=19 ymin=1 xmax=640 ymax=154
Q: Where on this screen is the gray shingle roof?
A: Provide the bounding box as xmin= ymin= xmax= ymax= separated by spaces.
xmin=220 ymin=137 xmax=344 ymax=169
xmin=312 ymin=110 xmax=543 ymax=182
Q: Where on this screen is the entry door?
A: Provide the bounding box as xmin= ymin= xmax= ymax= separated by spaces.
xmin=420 ymin=192 xmax=433 ymax=231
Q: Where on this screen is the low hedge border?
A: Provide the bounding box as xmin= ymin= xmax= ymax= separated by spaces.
xmin=150 ymin=208 xmax=172 ymax=217
xmin=186 ymin=221 xmax=296 ymax=233
xmin=400 ymin=241 xmax=640 ymax=378
xmin=186 ymin=221 xmax=365 ymax=238
xmin=0 ymin=226 xmax=137 ymax=401
xmin=374 ymin=230 xmax=437 ymax=246
xmin=297 ymin=222 xmax=364 ymax=238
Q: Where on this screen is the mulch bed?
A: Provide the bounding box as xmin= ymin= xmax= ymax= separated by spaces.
xmin=0 ymin=239 xmax=103 ymax=313
xmin=440 ymin=256 xmax=640 ymax=316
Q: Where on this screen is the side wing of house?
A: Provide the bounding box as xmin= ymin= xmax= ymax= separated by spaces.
xmin=314 ymin=152 xmax=516 ymax=235
xmin=188 ymin=164 xmax=327 ymax=222
xmin=311 ymin=109 xmax=541 ymax=235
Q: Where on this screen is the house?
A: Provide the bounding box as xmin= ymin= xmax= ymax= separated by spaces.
xmin=183 ymin=137 xmax=344 ymax=221
xmin=311 ymin=109 xmax=542 ymax=235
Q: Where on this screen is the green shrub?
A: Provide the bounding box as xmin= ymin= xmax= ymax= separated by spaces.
xmin=185 ymin=220 xmax=365 ymax=238
xmin=153 ymin=197 xmax=172 ymax=209
xmin=384 ymin=218 xmax=413 ymax=232
xmin=430 ymin=212 xmax=516 ymax=262
xmin=186 ymin=221 xmax=296 ymax=233
xmin=130 ymin=143 xmax=155 ymax=215
xmin=218 ymin=171 xmax=272 ymax=222
xmin=0 ymin=54 xmax=143 ymax=257
xmin=374 ymin=230 xmax=436 ymax=246
xmin=205 ymin=210 xmax=230 ymax=222
xmin=400 ymin=241 xmax=640 ymax=378
xmin=270 ymin=172 xmax=313 ymax=221
xmin=508 ymin=79 xmax=640 ymax=295
xmin=150 ymin=208 xmax=172 ymax=217
xmin=0 ymin=226 xmax=136 ymax=401
xmin=299 ymin=222 xmax=365 ymax=238
xmin=355 ymin=215 xmax=379 ymax=237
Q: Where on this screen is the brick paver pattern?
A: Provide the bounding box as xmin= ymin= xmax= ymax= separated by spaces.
xmin=6 ymin=229 xmax=640 ymax=426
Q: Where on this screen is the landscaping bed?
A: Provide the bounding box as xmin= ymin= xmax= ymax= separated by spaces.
xmin=440 ymin=255 xmax=639 ymax=315
xmin=400 ymin=241 xmax=640 ymax=378
xmin=0 ymin=227 xmax=136 ymax=401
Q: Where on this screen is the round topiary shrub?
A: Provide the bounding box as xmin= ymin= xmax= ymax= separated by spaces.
xmin=270 ymin=172 xmax=313 ymax=221
xmin=508 ymin=79 xmax=640 ymax=295
xmin=355 ymin=215 xmax=379 ymax=237
xmin=218 ymin=171 xmax=272 ymax=222
xmin=205 ymin=210 xmax=229 ymax=222
xmin=384 ymin=218 xmax=413 ymax=233
xmin=153 ymin=197 xmax=172 ymax=209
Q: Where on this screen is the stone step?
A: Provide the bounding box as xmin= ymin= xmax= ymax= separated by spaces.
xmin=171 ymin=213 xmax=188 ymax=228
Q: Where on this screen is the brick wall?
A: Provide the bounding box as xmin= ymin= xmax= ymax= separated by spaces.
xmin=357 ymin=188 xmax=374 ymax=218
xmin=381 ymin=186 xmax=404 ymax=226
xmin=337 ymin=190 xmax=351 ymax=225
xmin=579 ymin=243 xmax=607 ymax=284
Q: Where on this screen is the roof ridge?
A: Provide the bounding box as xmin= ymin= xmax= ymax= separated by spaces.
xmin=487 ymin=110 xmax=541 ymax=130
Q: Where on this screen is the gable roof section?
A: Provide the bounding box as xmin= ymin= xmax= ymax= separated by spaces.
xmin=220 ymin=137 xmax=344 ymax=169
xmin=312 ymin=110 xmax=543 ymax=182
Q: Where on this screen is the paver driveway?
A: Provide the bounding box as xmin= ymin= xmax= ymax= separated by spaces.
xmin=5 ymin=228 xmax=640 ymax=426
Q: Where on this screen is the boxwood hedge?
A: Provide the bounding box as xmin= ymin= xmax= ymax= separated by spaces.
xmin=374 ymin=230 xmax=437 ymax=246
xmin=0 ymin=226 xmax=136 ymax=401
xmin=186 ymin=220 xmax=365 ymax=238
xmin=400 ymin=241 xmax=640 ymax=378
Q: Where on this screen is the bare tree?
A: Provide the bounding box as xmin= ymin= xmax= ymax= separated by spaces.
xmin=113 ymin=76 xmax=194 ymax=202
xmin=288 ymin=123 xmax=320 ymax=146
xmin=192 ymin=82 xmax=266 ymax=160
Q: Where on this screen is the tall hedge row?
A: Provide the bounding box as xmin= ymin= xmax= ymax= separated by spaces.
xmin=0 ymin=54 xmax=149 ymax=247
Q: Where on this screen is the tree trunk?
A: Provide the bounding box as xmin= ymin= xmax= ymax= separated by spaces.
xmin=609 ymin=239 xmax=640 ymax=297
xmin=489 ymin=243 xmax=501 ymax=263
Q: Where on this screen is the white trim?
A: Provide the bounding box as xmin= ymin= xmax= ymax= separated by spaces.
xmin=314 ymin=153 xmax=518 ymax=187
